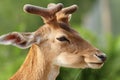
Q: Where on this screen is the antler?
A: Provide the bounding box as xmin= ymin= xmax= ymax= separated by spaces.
xmin=48 ymin=3 xmax=78 ymax=24
xmin=23 ymin=3 xmax=63 ymax=23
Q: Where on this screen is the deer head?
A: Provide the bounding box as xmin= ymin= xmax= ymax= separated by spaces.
xmin=0 ymin=3 xmax=106 ymax=80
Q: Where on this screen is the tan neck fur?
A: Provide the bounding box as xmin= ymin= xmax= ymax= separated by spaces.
xmin=10 ymin=44 xmax=60 ymax=80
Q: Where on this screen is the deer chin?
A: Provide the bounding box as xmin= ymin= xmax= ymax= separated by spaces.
xmin=87 ymin=62 xmax=104 ymax=69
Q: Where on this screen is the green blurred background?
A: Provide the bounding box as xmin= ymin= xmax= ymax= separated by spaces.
xmin=0 ymin=0 xmax=120 ymax=80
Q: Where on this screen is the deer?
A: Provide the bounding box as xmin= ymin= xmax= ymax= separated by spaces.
xmin=0 ymin=3 xmax=106 ymax=80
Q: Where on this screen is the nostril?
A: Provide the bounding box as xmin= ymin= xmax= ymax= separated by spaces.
xmin=97 ymin=55 xmax=107 ymax=62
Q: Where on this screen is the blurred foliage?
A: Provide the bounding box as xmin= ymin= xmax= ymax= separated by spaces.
xmin=0 ymin=0 xmax=120 ymax=80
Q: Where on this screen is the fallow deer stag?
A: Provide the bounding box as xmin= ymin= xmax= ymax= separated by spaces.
xmin=0 ymin=3 xmax=106 ymax=80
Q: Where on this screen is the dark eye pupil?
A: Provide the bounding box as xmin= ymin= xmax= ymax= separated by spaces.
xmin=57 ymin=37 xmax=66 ymax=41
xmin=57 ymin=36 xmax=70 ymax=43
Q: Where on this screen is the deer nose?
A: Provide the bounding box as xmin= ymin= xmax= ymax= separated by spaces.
xmin=96 ymin=54 xmax=107 ymax=62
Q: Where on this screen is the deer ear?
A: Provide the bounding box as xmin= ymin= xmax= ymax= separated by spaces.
xmin=0 ymin=32 xmax=39 ymax=49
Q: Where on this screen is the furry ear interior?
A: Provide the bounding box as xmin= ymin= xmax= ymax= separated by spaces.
xmin=0 ymin=32 xmax=38 ymax=49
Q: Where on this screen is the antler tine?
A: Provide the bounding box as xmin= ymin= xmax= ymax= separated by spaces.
xmin=48 ymin=3 xmax=78 ymax=15
xmin=47 ymin=3 xmax=78 ymax=24
xmin=23 ymin=3 xmax=63 ymax=23
xmin=62 ymin=5 xmax=78 ymax=14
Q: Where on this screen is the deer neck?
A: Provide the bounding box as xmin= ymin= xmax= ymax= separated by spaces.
xmin=10 ymin=44 xmax=60 ymax=80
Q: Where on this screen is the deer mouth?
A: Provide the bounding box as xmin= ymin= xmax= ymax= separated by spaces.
xmin=89 ymin=62 xmax=103 ymax=65
xmin=86 ymin=62 xmax=104 ymax=69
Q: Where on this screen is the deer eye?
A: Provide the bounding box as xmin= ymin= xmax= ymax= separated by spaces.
xmin=56 ymin=36 xmax=70 ymax=43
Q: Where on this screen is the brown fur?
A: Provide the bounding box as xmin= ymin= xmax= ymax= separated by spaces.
xmin=10 ymin=44 xmax=59 ymax=80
